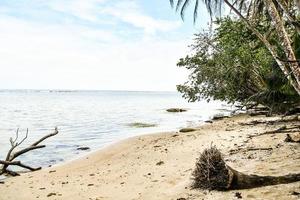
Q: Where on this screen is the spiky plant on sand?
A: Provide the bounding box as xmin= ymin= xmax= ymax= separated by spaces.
xmin=192 ymin=146 xmax=300 ymax=190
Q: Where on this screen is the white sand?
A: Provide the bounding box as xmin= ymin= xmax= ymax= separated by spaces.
xmin=0 ymin=114 xmax=299 ymax=200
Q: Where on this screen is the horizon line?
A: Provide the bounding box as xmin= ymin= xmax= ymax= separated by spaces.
xmin=0 ymin=88 xmax=178 ymax=93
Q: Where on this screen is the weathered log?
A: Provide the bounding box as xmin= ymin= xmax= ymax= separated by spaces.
xmin=192 ymin=147 xmax=300 ymax=190
xmin=228 ymin=166 xmax=300 ymax=189
xmin=0 ymin=127 xmax=58 ymax=176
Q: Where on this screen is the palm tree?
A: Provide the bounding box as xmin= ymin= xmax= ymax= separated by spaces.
xmin=170 ymin=0 xmax=300 ymax=95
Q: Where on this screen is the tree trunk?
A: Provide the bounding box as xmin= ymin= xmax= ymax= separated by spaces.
xmin=192 ymin=147 xmax=300 ymax=190
xmin=227 ymin=166 xmax=300 ymax=189
xmin=276 ymin=0 xmax=300 ymax=35
xmin=266 ymin=0 xmax=300 ymax=87
xmin=223 ymin=0 xmax=300 ymax=95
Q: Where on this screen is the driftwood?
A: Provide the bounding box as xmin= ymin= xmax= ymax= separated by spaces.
xmin=248 ymin=125 xmax=300 ymax=139
xmin=0 ymin=127 xmax=58 ymax=176
xmin=192 ymin=147 xmax=300 ymax=190
xmin=228 ymin=147 xmax=273 ymax=155
xmin=239 ymin=116 xmax=300 ymax=126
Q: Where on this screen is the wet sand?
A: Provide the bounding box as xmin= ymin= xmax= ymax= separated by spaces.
xmin=0 ymin=114 xmax=299 ymax=200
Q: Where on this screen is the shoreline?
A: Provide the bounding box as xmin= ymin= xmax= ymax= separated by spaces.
xmin=0 ymin=113 xmax=299 ymax=199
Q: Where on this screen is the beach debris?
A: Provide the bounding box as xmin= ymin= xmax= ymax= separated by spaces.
xmin=248 ymin=125 xmax=300 ymax=138
xmin=240 ymin=116 xmax=300 ymax=126
xmin=77 ymin=147 xmax=90 ymax=151
xmin=166 ymin=108 xmax=187 ymax=112
xmin=284 ymin=134 xmax=300 ymax=143
xmin=156 ymin=161 xmax=164 ymax=166
xmin=192 ymin=146 xmax=300 ymax=190
xmin=49 ymin=170 xmax=56 ymax=173
xmin=291 ymin=191 xmax=300 ymax=196
xmin=0 ymin=181 xmax=4 ymax=184
xmin=126 ymin=122 xmax=157 ymax=128
xmin=204 ymin=120 xmax=213 ymax=123
xmin=47 ymin=192 xmax=56 ymax=197
xmin=192 ymin=146 xmax=231 ymax=190
xmin=239 ymin=120 xmax=265 ymax=126
xmin=179 ymin=128 xmax=196 ymax=133
xmin=235 ymin=192 xmax=242 ymax=199
xmin=228 ymin=147 xmax=273 ymax=155
xmin=0 ymin=127 xmax=58 ymax=176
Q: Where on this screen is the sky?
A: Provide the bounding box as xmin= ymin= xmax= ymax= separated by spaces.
xmin=0 ymin=0 xmax=211 ymax=91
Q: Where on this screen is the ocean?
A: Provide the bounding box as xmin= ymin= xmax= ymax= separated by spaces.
xmin=0 ymin=90 xmax=231 ymax=170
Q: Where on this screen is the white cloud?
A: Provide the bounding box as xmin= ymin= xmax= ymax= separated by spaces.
xmin=40 ymin=0 xmax=182 ymax=35
xmin=100 ymin=1 xmax=182 ymax=34
xmin=0 ymin=15 xmax=190 ymax=91
xmin=45 ymin=0 xmax=107 ymax=22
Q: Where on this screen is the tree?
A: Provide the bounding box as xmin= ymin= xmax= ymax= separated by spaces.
xmin=177 ymin=18 xmax=300 ymax=113
xmin=170 ymin=0 xmax=300 ymax=95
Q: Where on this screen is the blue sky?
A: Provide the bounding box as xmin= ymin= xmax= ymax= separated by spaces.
xmin=0 ymin=0 xmax=211 ymax=91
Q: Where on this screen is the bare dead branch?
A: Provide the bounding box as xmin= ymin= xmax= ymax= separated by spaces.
xmin=11 ymin=128 xmax=19 ymax=145
xmin=0 ymin=160 xmax=40 ymax=171
xmin=229 ymin=147 xmax=273 ymax=155
xmin=17 ymin=128 xmax=28 ymax=146
xmin=247 ymin=125 xmax=300 ymax=139
xmin=12 ymin=145 xmax=46 ymax=159
xmin=5 ymin=169 xmax=20 ymax=176
xmin=0 ymin=160 xmax=20 ymax=165
xmin=0 ymin=128 xmax=58 ymax=176
xmin=239 ymin=116 xmax=300 ymax=126
xmin=31 ymin=127 xmax=58 ymax=146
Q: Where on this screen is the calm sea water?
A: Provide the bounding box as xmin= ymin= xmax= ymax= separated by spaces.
xmin=0 ymin=90 xmax=231 ymax=171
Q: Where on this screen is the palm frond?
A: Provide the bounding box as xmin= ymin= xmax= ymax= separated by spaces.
xmin=170 ymin=0 xmax=175 ymax=7
xmin=194 ymin=0 xmax=199 ymax=24
xmin=180 ymin=0 xmax=191 ymax=20
xmin=176 ymin=0 xmax=185 ymax=11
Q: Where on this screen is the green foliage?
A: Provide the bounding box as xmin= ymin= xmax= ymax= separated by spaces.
xmin=177 ymin=17 xmax=300 ymax=113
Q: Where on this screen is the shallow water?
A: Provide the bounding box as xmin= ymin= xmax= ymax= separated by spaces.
xmin=0 ymin=90 xmax=231 ymax=170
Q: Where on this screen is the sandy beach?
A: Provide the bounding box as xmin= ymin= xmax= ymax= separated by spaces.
xmin=0 ymin=113 xmax=300 ymax=200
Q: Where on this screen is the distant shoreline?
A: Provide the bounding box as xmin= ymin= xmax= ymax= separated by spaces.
xmin=0 ymin=89 xmax=179 ymax=93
